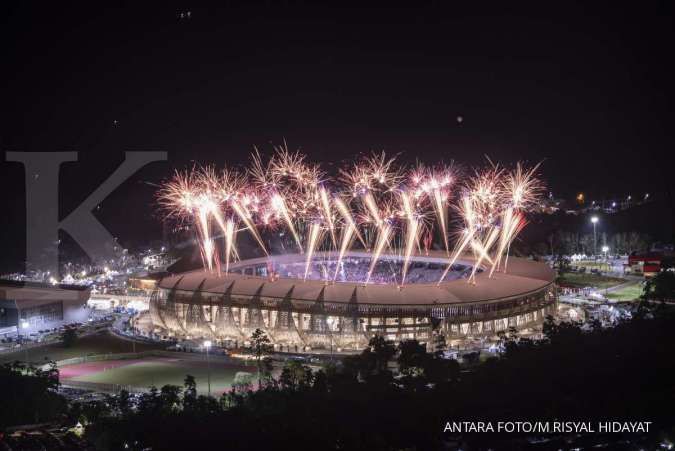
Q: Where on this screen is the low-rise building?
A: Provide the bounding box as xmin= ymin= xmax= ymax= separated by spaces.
xmin=0 ymin=280 xmax=90 ymax=335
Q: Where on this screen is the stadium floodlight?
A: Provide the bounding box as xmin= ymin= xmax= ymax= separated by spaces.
xmin=590 ymin=216 xmax=599 ymax=256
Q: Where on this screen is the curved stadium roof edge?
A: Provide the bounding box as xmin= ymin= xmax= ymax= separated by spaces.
xmin=157 ymin=251 xmax=556 ymax=307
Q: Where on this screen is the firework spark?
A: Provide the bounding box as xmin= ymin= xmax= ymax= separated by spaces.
xmin=157 ymin=146 xmax=543 ymax=287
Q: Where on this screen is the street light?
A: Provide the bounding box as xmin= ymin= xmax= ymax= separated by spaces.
xmin=600 ymin=245 xmax=611 ymax=275
xmin=20 ymin=321 xmax=30 ymax=362
xmin=203 ymin=340 xmax=212 ymax=397
xmin=590 ymin=216 xmax=599 ymax=257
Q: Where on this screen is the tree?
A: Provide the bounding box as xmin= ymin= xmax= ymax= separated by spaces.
xmin=250 ymin=328 xmax=272 ymax=384
xmin=193 ymin=394 xmax=220 ymax=416
xmin=642 ymin=271 xmax=675 ymax=302
xmin=160 ymin=384 xmax=183 ymax=414
xmin=369 ymin=334 xmax=396 ymax=373
xmin=137 ymin=386 xmax=161 ymax=415
xmin=397 ymin=339 xmax=427 ymax=377
xmin=423 ymin=353 xmax=459 ymax=384
xmin=0 ymin=362 xmax=67 ymax=427
xmin=116 ymin=389 xmax=132 ymax=417
xmin=279 ymin=360 xmax=313 ymax=391
xmin=183 ymin=374 xmax=197 ymax=411
xmin=61 ymin=327 xmax=78 ymax=347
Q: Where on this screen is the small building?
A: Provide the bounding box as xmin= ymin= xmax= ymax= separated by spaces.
xmin=626 ymin=253 xmax=662 ymax=278
xmin=0 ymin=280 xmax=90 ymax=335
xmin=128 ymin=271 xmax=167 ymax=294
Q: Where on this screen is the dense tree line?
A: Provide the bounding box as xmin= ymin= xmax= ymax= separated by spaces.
xmin=0 ymin=361 xmax=67 ymax=428
xmin=643 ymin=270 xmax=675 ymax=301
xmin=544 ymin=230 xmax=651 ymax=256
xmin=77 ymin=304 xmax=675 ymax=450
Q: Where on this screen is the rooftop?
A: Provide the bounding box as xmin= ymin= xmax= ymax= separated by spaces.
xmin=158 ymin=251 xmax=555 ymax=307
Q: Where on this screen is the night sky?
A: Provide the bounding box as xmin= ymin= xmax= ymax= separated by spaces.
xmin=1 ymin=2 xmax=673 ymax=271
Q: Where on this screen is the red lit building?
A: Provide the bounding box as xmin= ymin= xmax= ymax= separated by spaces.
xmin=626 ymin=253 xmax=662 ymax=278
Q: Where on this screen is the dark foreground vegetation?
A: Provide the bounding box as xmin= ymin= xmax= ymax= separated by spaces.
xmin=3 ymin=302 xmax=675 ymax=450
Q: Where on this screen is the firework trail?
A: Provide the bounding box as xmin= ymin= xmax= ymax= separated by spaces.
xmin=366 ymin=221 xmax=393 ymax=284
xmin=399 ymin=190 xmax=423 ymax=285
xmin=491 ymin=162 xmax=542 ymax=274
xmin=319 ymin=187 xmax=337 ymax=249
xmin=304 ymin=222 xmax=325 ymax=280
xmin=157 ymin=145 xmax=543 ymax=287
xmin=410 ymin=163 xmax=457 ymax=255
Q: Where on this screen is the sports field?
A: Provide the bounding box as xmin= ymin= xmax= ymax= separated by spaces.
xmin=606 ymin=281 xmax=644 ymax=302
xmin=0 ymin=331 xmax=166 ymax=364
xmin=557 ymin=272 xmax=625 ymax=289
xmin=60 ymin=356 xmax=258 ymax=395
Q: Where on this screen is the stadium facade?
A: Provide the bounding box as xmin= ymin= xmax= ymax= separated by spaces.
xmin=150 ymin=251 xmax=557 ymax=350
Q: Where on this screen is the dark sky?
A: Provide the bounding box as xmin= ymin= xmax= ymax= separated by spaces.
xmin=1 ymin=2 xmax=673 ymax=271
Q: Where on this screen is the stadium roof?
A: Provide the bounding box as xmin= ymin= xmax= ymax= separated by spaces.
xmin=157 ymin=251 xmax=555 ymax=307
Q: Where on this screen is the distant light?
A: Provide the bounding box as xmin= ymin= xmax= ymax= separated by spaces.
xmin=627 ymin=195 xmax=632 ymax=200
xmin=602 ymin=246 xmax=609 ymax=253
xmin=21 ymin=321 xmax=29 ymax=329
xmin=203 ymin=340 xmax=212 ymax=348
xmin=456 ymin=115 xmax=464 ymax=124
xmin=591 ymin=216 xmax=599 ymax=224
xmin=612 ymin=202 xmax=617 ymax=207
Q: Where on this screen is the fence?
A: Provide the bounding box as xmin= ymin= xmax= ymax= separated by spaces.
xmin=60 ymin=379 xmax=148 ymax=394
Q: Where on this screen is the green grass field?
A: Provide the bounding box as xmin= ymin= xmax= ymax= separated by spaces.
xmin=557 ymin=272 xmax=625 ymax=289
xmin=606 ymin=282 xmax=644 ymax=302
xmin=0 ymin=331 xmax=166 ymax=364
xmin=64 ymin=357 xmax=257 ymax=395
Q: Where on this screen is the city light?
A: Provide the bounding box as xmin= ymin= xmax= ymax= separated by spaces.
xmin=591 ymin=216 xmax=598 ymax=224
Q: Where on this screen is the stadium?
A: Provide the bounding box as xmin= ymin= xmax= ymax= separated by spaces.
xmin=149 ymin=250 xmax=557 ymax=351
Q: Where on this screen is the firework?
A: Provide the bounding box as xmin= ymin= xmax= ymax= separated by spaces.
xmin=410 ymin=163 xmax=457 ymax=255
xmin=157 ymin=146 xmax=543 ymax=287
xmin=399 ymin=190 xmax=423 ymax=285
xmin=492 ymin=163 xmax=542 ymax=273
xmin=303 ymin=222 xmax=325 ymax=280
xmin=366 ymin=220 xmax=393 ymax=284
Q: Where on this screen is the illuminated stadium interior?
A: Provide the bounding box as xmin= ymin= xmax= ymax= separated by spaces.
xmin=229 ymin=253 xmax=477 ymax=285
